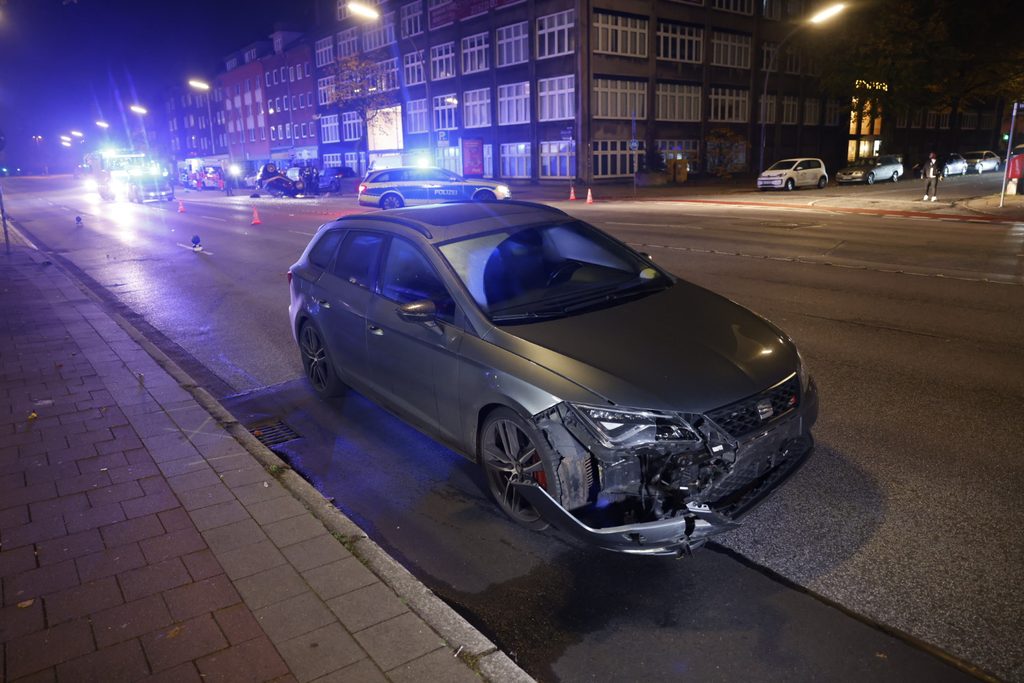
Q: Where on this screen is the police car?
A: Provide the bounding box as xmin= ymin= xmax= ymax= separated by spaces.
xmin=357 ymin=166 xmax=512 ymax=209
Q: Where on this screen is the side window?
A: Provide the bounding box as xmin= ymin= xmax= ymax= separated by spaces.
xmin=380 ymin=239 xmax=456 ymax=323
xmin=333 ymin=232 xmax=384 ymax=288
xmin=794 ymin=161 xmax=807 ymax=170
xmin=309 ymin=229 xmax=344 ymax=270
xmin=373 ymin=171 xmax=391 ymax=183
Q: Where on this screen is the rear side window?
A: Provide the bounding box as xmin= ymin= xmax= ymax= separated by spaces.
xmin=333 ymin=232 xmax=384 ymax=288
xmin=309 ymin=229 xmax=344 ymax=270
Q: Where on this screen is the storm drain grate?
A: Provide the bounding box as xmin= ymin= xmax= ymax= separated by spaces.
xmin=248 ymin=420 xmax=300 ymax=447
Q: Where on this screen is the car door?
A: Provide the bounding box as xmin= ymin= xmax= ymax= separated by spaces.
xmin=794 ymin=160 xmax=811 ymax=186
xmin=365 ymin=237 xmax=465 ymax=439
xmin=311 ymin=230 xmax=386 ymax=391
xmin=420 ymin=168 xmax=463 ymax=203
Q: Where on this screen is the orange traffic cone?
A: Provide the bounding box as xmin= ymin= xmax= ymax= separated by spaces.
xmin=177 ymin=199 xmax=185 ymax=213
xmin=251 ymin=208 xmax=262 ymax=225
xmin=569 ymin=186 xmax=577 ymax=201
xmin=586 ymin=188 xmax=594 ymax=204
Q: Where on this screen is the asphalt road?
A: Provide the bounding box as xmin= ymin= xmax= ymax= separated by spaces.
xmin=3 ymin=174 xmax=1021 ymax=681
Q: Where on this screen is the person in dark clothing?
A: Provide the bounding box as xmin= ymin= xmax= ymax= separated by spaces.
xmin=921 ymin=151 xmax=942 ymax=202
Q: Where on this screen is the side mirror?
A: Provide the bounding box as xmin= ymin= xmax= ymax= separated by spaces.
xmin=397 ymin=299 xmax=437 ymax=323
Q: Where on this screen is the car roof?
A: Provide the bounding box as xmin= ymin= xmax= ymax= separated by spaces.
xmin=334 ymin=201 xmax=569 ymax=243
xmin=367 ymin=166 xmax=448 ymax=174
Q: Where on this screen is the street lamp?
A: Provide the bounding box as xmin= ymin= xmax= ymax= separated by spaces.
xmin=758 ymin=2 xmax=846 ymax=172
xmin=347 ymin=1 xmax=380 ymax=19
xmin=70 ymin=130 xmax=84 ymax=138
xmin=129 ymin=104 xmax=148 ymax=115
xmin=95 ymin=120 xmax=110 ymax=129
xmin=188 ymin=78 xmax=218 ymax=159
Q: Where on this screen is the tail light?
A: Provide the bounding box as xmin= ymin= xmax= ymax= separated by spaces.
xmin=358 ymin=183 xmax=367 ymax=196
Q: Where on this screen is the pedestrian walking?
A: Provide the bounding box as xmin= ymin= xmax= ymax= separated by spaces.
xmin=921 ymin=151 xmax=942 ymax=202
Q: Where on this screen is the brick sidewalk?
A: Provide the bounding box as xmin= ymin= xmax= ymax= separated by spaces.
xmin=1 ymin=245 xmax=527 ymax=682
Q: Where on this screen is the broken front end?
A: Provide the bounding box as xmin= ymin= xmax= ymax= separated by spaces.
xmin=517 ymin=372 xmax=818 ymax=557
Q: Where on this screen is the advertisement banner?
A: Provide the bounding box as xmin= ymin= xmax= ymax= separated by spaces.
xmin=462 ymin=138 xmax=484 ymax=177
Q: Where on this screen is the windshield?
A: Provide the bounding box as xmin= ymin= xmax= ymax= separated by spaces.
xmin=964 ymin=153 xmax=983 ymax=160
xmin=766 ymin=160 xmax=798 ymax=171
xmin=438 ymin=221 xmax=669 ymax=322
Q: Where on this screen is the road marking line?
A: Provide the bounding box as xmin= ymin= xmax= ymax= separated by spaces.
xmin=606 ymin=221 xmax=704 ymax=230
xmin=198 ymin=215 xmax=228 ymax=222
xmin=175 ymin=243 xmax=214 ymax=256
xmin=289 ymin=230 xmax=316 ymax=236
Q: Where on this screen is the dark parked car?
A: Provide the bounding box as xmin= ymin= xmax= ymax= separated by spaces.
xmin=319 ymin=166 xmax=358 ymax=193
xmin=287 ymin=201 xmax=818 ymax=556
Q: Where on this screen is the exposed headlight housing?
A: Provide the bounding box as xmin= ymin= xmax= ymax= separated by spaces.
xmin=569 ymin=404 xmax=698 ymax=449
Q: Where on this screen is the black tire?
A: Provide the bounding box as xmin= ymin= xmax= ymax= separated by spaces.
xmin=478 ymin=407 xmax=589 ymax=531
xmin=817 ymin=176 xmax=827 ymax=189
xmin=474 ymin=190 xmax=496 ymax=202
xmin=866 ymin=172 xmax=875 ymax=185
xmin=298 ymin=322 xmax=344 ymax=398
xmin=891 ymin=171 xmax=899 ymax=183
xmin=784 ymin=178 xmax=795 ymax=191
xmin=329 ymin=180 xmax=340 ymax=193
xmin=381 ymin=193 xmax=404 ymax=210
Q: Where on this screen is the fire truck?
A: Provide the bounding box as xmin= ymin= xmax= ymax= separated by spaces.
xmin=82 ymin=150 xmax=171 ymax=201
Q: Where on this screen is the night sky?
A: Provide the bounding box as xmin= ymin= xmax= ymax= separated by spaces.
xmin=0 ymin=0 xmax=314 ymax=166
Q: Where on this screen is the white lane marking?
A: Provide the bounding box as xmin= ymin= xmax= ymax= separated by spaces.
xmin=606 ymin=221 xmax=704 ymax=230
xmin=198 ymin=215 xmax=228 ymax=222
xmin=289 ymin=230 xmax=316 ymax=236
xmin=175 ymin=243 xmax=214 ymax=256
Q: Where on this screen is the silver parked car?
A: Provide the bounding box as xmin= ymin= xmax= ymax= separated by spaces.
xmin=288 ymin=201 xmax=818 ymax=556
xmin=835 ymin=155 xmax=903 ymax=184
xmin=939 ymin=153 xmax=968 ymax=177
xmin=964 ymin=150 xmax=1001 ymax=173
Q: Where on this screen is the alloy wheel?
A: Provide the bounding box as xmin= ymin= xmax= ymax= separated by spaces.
xmin=481 ymin=418 xmax=549 ymax=527
xmin=300 ymin=325 xmax=330 ymax=392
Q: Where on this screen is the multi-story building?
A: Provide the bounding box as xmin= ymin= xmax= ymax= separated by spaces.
xmin=310 ymin=0 xmax=853 ymax=183
xmin=263 ymin=31 xmax=319 ymax=166
xmin=164 ymin=85 xmax=229 ymax=172
xmin=219 ymin=42 xmax=273 ymax=171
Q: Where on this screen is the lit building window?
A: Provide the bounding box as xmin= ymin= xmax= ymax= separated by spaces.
xmin=540 ymin=141 xmax=576 ymax=177
xmin=433 ymin=94 xmax=458 ymax=130
xmin=500 ymin=142 xmax=531 ymax=178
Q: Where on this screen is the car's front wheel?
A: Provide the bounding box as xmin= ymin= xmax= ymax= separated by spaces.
xmin=380 ymin=193 xmax=404 ymax=210
xmin=891 ymin=171 xmax=899 ymax=183
xmin=479 ymin=408 xmax=589 ymax=531
xmin=784 ymin=178 xmax=795 ymax=191
xmin=474 ymin=190 xmax=496 ymax=202
xmin=866 ymin=172 xmax=875 ymax=185
xmin=299 ymin=322 xmax=344 ymax=398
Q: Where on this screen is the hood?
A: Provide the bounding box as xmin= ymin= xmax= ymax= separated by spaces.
xmin=489 ymin=281 xmax=799 ymax=413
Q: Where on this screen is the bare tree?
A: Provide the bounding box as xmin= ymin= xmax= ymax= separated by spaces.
xmin=327 ymin=54 xmax=402 ymax=168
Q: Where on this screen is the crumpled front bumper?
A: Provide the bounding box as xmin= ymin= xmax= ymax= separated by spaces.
xmin=517 ymin=378 xmax=819 ymax=557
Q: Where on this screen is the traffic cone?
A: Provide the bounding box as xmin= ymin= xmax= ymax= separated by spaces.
xmin=251 ymin=208 xmax=262 ymax=225
xmin=177 ymin=199 xmax=185 ymax=213
xmin=586 ymin=188 xmax=594 ymax=204
xmin=569 ymin=186 xmax=577 ymax=201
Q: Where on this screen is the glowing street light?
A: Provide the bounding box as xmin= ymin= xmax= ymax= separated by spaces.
xmin=60 ymin=135 xmax=72 ymax=142
xmin=188 ymin=79 xmax=211 ymax=91
xmin=70 ymin=130 xmax=84 ymax=138
xmin=758 ymin=2 xmax=846 ymax=172
xmin=188 ymin=79 xmax=217 ymax=157
xmin=61 ymin=141 xmax=72 ymax=147
xmin=95 ymin=120 xmax=109 ymax=129
xmin=129 ymin=104 xmax=148 ymax=115
xmin=347 ymin=1 xmax=380 ymax=19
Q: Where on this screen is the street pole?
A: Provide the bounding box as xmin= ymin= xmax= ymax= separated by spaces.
xmin=1 ymin=181 xmax=9 ymax=256
xmin=205 ymin=93 xmax=216 ymax=160
xmin=759 ymin=25 xmax=799 ymax=174
xmin=999 ymin=101 xmax=1019 ymax=208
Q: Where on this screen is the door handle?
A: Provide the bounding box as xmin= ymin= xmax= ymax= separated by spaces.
xmin=315 ymin=298 xmax=331 ymax=309
xmin=368 ymin=324 xmax=384 ymax=336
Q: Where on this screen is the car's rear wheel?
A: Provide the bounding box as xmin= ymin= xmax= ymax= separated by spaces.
xmin=866 ymin=172 xmax=875 ymax=185
xmin=817 ymin=176 xmax=827 ymax=189
xmin=479 ymin=408 xmax=589 ymax=531
xmin=299 ymin=322 xmax=344 ymax=398
xmin=381 ymin=193 xmax=404 ymax=210
xmin=784 ymin=178 xmax=795 ymax=191
xmin=891 ymin=171 xmax=899 ymax=183
xmin=474 ymin=190 xmax=496 ymax=202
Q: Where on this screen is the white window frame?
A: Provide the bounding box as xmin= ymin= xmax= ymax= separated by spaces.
xmin=315 ymin=37 xmax=334 ymax=68
xmin=960 ymin=111 xmax=978 ymax=130
xmin=537 ymin=9 xmax=574 ymax=59
xmin=363 ymin=12 xmax=396 ymax=52
xmin=500 ymin=142 xmax=531 ymax=178
xmin=342 ymin=111 xmax=364 ymax=140
xmin=759 ymin=94 xmax=776 ymax=124
xmin=463 ymin=88 xmax=491 ymax=128
xmin=657 ymin=22 xmax=702 ymax=63
xmin=592 ymin=139 xmax=645 ymax=178
xmin=323 ymin=153 xmax=343 ymax=168
xmin=538 ymin=75 xmax=575 ymax=122
xmin=320 ymin=114 xmax=340 ymax=143
xmin=593 ymin=13 xmax=648 ymax=58
xmin=404 ymin=51 xmax=425 ymax=86
xmin=592 ymin=78 xmax=647 ymax=120
xmin=709 ymin=87 xmax=748 ymax=122
xmin=337 ymin=28 xmax=358 ymax=58
xmin=712 ymin=0 xmax=753 ymax=15
xmin=433 ymin=94 xmax=457 ymax=130
xmin=407 ymin=99 xmax=428 ymax=133
xmin=710 ymin=31 xmax=751 ymax=69
xmin=540 ymin=141 xmax=576 ymax=178
xmin=431 ymin=42 xmax=456 ymax=81
xmin=462 ymin=33 xmax=490 ymax=75
xmin=782 ymin=96 xmax=798 ymax=125
xmin=496 ymin=22 xmax=528 ymax=67
xmin=401 ymin=2 xmax=423 ymax=38
xmin=656 ymin=83 xmax=701 ymax=122
xmin=497 ymin=82 xmax=530 ymax=125
xmin=803 ymin=98 xmax=820 ymax=126
xmin=377 ymin=59 xmax=399 ymax=91
xmin=318 ymin=76 xmax=336 ymax=106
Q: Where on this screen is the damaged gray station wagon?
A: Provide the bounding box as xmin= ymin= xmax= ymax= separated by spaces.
xmin=288 ymin=202 xmax=818 ymax=556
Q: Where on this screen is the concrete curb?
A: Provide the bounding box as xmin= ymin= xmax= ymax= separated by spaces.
xmin=8 ymin=219 xmax=534 ymax=683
